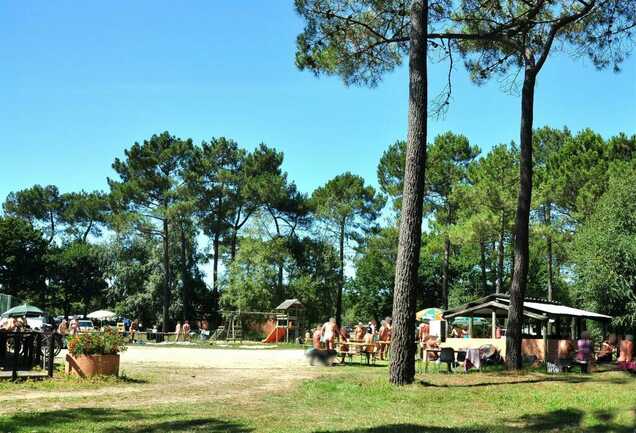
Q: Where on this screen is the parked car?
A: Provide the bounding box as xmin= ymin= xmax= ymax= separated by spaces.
xmin=26 ymin=316 xmax=46 ymax=330
xmin=78 ymin=320 xmax=95 ymax=332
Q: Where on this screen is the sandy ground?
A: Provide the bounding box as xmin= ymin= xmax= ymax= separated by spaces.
xmin=0 ymin=346 xmax=315 ymax=414
xmin=120 ymin=345 xmax=307 ymax=369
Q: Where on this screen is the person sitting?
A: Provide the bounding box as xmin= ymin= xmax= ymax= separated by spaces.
xmin=424 ymin=336 xmax=440 ymax=361
xmin=3 ymin=317 xmax=17 ymax=332
xmin=558 ymin=339 xmax=575 ymax=372
xmin=618 ymin=335 xmax=634 ymax=367
xmin=362 ymin=328 xmax=376 ymax=363
xmin=450 ymin=326 xmax=462 ymax=338
xmin=596 ymin=334 xmax=617 ymax=363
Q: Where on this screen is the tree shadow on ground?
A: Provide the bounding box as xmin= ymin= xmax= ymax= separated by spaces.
xmin=0 ymin=408 xmax=251 ymax=433
xmin=417 ymin=371 xmax=632 ymax=388
xmin=314 ymin=407 xmax=635 ymax=433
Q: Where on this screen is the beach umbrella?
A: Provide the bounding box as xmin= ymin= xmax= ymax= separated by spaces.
xmin=87 ymin=310 xmax=116 ymax=320
xmin=1 ymin=304 xmax=45 ymax=318
xmin=416 ymin=308 xmax=443 ymax=321
xmin=452 ymin=316 xmax=489 ymax=326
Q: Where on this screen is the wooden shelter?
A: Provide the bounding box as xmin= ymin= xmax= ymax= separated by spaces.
xmin=442 ymin=294 xmax=612 ymax=362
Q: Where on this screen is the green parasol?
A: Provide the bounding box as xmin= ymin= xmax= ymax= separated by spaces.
xmin=1 ymin=303 xmax=45 ymax=318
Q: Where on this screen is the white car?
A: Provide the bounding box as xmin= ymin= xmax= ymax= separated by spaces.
xmin=78 ymin=320 xmax=95 ymax=332
xmin=26 ymin=316 xmax=46 ymax=330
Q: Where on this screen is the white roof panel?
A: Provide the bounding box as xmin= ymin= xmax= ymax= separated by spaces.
xmin=523 ymin=302 xmax=612 ymax=320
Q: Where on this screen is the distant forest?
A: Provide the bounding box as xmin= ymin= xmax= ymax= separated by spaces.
xmin=1 ymin=128 xmax=635 ymax=334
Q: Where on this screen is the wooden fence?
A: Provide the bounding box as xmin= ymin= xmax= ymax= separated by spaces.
xmin=0 ymin=331 xmax=57 ymax=380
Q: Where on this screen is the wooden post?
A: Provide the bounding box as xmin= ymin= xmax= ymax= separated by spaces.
xmin=47 ymin=333 xmax=55 ymax=377
xmin=12 ymin=333 xmax=21 ymax=381
xmin=468 ymin=316 xmax=473 ymax=338
xmin=491 ymin=311 xmax=497 ymax=339
xmin=542 ymin=321 xmax=548 ymax=364
xmin=0 ymin=333 xmax=6 ymax=369
xmin=35 ymin=332 xmax=42 ymax=366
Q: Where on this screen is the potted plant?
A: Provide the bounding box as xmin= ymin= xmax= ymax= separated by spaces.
xmin=65 ymin=328 xmax=127 ymax=377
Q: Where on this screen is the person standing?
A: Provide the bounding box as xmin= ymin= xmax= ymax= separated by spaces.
xmin=182 ymin=321 xmax=191 ymax=342
xmin=379 ymin=320 xmax=391 ymax=361
xmin=69 ymin=317 xmax=79 ymax=336
xmin=58 ymin=319 xmax=68 ymax=336
xmin=618 ymin=335 xmax=634 ymax=364
xmin=321 ymin=318 xmax=337 ymax=351
xmin=130 ymin=319 xmax=139 ymax=343
xmin=174 ymin=321 xmax=182 ymax=342
xmin=353 ymin=323 xmax=365 ymax=341
xmin=312 ymin=324 xmax=322 ymax=350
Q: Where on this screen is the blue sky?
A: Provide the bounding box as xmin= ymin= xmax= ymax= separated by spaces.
xmin=1 ymin=1 xmax=635 ymax=203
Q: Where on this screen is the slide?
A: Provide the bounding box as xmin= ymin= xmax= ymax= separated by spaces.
xmin=262 ymin=327 xmax=287 ymax=343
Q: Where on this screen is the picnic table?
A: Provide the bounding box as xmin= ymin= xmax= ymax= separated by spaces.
xmin=337 ymin=340 xmax=390 ymax=364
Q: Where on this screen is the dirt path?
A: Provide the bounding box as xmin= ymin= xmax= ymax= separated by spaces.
xmin=0 ymin=346 xmax=316 ymax=414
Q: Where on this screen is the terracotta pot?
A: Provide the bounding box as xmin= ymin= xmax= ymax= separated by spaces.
xmin=65 ymin=353 xmax=120 ymax=377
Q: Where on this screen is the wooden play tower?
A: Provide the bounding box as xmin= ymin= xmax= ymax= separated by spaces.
xmin=273 ymin=299 xmax=305 ymax=343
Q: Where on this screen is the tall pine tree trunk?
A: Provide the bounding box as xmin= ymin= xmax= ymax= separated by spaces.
xmin=335 ymin=220 xmax=345 ymax=327
xmin=490 ymin=241 xmax=498 ymax=291
xmin=505 ymin=66 xmax=536 ymax=370
xmin=496 ymin=213 xmax=505 ymax=294
xmin=277 ymin=263 xmax=284 ymax=303
xmin=212 ymin=232 xmax=220 ymax=309
xmin=179 ymin=224 xmax=190 ymax=322
xmin=545 ymin=204 xmax=554 ymax=301
xmin=479 ymin=240 xmax=487 ymax=294
xmin=389 ymin=0 xmax=427 ymax=386
xmin=162 ymin=217 xmax=171 ymax=333
xmin=271 ymin=210 xmax=285 ymax=303
xmin=441 ymin=236 xmax=450 ymax=309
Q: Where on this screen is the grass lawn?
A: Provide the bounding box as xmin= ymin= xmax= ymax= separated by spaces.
xmin=0 ymin=359 xmax=634 ymax=432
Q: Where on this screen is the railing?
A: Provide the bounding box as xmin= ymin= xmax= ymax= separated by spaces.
xmin=0 ymin=331 xmax=57 ymax=380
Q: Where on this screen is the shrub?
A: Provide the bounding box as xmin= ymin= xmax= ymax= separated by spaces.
xmin=67 ymin=328 xmax=127 ymax=357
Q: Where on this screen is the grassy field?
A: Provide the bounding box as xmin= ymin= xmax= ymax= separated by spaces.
xmin=0 ymin=358 xmax=634 ymax=433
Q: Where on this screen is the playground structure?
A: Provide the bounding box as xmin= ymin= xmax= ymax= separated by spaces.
xmin=263 ymin=299 xmax=305 ymax=344
xmin=210 ymin=299 xmax=305 ymax=344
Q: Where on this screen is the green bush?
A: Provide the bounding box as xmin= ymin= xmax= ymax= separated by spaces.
xmin=67 ymin=328 xmax=127 ymax=357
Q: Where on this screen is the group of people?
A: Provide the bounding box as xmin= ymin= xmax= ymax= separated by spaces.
xmin=0 ymin=316 xmax=29 ymax=332
xmin=308 ymin=317 xmax=394 ymax=364
xmin=417 ymin=320 xmax=441 ymax=360
xmin=174 ymin=321 xmax=192 ymax=342
xmin=557 ymin=332 xmax=634 ymax=371
xmin=56 ymin=318 xmax=82 ymax=337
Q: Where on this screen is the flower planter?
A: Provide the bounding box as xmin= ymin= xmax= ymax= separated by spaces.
xmin=65 ymin=353 xmax=120 ymax=377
